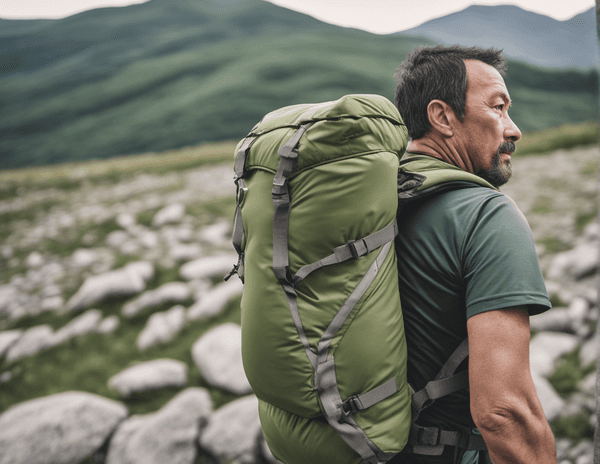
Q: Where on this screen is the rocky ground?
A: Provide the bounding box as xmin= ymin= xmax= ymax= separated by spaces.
xmin=0 ymin=146 xmax=598 ymax=464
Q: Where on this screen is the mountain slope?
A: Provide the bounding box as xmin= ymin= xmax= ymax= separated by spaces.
xmin=0 ymin=0 xmax=597 ymax=169
xmin=399 ymin=5 xmax=598 ymax=69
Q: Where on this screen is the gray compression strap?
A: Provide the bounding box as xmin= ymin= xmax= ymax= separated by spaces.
xmin=271 ymin=123 xmax=318 ymax=370
xmin=315 ymin=242 xmax=397 ymax=464
xmin=272 ymin=123 xmax=313 ymax=284
xmin=292 ymin=220 xmax=398 ymax=284
xmin=225 ymin=136 xmax=257 ymax=281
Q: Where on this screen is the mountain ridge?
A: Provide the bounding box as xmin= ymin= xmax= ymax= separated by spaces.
xmin=0 ymin=0 xmax=597 ymax=169
xmin=398 ymin=4 xmax=597 ymax=68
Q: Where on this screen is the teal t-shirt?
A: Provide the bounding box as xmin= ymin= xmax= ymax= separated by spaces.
xmin=394 ymin=183 xmax=551 ymax=462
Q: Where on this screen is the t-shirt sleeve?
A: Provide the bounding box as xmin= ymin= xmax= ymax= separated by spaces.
xmin=462 ymin=193 xmax=551 ymax=319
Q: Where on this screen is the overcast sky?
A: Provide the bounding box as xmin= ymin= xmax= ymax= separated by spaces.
xmin=0 ymin=0 xmax=595 ymax=34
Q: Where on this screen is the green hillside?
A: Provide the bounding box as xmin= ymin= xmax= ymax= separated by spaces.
xmin=0 ymin=0 xmax=597 ymax=169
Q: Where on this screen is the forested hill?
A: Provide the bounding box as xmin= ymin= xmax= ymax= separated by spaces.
xmin=0 ymin=0 xmax=598 ymax=169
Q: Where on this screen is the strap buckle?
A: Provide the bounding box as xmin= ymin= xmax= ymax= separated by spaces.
xmin=339 ymin=395 xmax=364 ymax=422
xmin=417 ymin=426 xmax=440 ymax=446
xmin=348 ymin=239 xmax=367 ymax=259
xmin=236 ymin=184 xmax=248 ymax=205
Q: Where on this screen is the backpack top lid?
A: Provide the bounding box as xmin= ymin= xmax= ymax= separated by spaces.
xmin=239 ymin=94 xmax=409 ymax=175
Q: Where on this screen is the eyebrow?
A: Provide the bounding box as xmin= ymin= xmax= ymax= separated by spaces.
xmin=495 ymin=92 xmax=512 ymax=108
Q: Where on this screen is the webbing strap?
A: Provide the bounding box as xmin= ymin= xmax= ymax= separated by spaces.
xmin=272 ymin=123 xmax=313 ymax=285
xmin=411 ymin=371 xmax=469 ymax=414
xmin=292 ymin=220 xmax=398 ymax=284
xmin=225 ymin=136 xmax=257 ymax=282
xmin=313 ymin=242 xmax=397 ymax=464
xmin=316 ymin=241 xmax=393 ymax=364
xmin=411 ymin=338 xmax=469 ymax=419
xmin=409 ymin=424 xmax=488 ymax=453
xmin=317 ymin=357 xmax=394 ymax=464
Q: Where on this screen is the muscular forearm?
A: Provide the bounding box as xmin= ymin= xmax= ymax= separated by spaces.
xmin=474 ymin=401 xmax=557 ymax=463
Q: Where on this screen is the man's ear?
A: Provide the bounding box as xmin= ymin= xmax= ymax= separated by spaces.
xmin=426 ymin=99 xmax=455 ymax=137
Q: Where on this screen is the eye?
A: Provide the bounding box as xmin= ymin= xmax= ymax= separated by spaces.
xmin=495 ymin=104 xmax=504 ymax=111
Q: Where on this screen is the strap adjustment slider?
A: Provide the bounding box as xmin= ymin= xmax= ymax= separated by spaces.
xmin=417 ymin=426 xmax=440 ymax=446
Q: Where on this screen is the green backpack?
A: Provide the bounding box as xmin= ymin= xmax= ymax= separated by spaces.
xmin=227 ymin=94 xmax=492 ymax=463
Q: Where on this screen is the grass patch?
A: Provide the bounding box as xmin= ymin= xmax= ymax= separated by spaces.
xmin=516 ymin=122 xmax=599 ymax=157
xmin=575 ymin=211 xmax=598 ymax=233
xmin=538 ymin=237 xmax=572 ymax=253
xmin=0 ymin=292 xmax=242 ymax=415
xmin=186 ymin=197 xmax=236 ymax=225
xmin=531 ymin=196 xmax=553 ymax=214
xmin=548 ymin=348 xmax=596 ymax=397
xmin=551 ymin=412 xmax=595 ymax=444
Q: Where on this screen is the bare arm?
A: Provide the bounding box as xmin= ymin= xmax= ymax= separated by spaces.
xmin=467 ymin=306 xmax=557 ymax=464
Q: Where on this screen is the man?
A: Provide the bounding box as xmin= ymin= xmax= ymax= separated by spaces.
xmin=390 ymin=46 xmax=557 ymax=464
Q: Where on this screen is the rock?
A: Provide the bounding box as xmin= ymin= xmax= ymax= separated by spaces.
xmin=26 ymin=251 xmax=44 ymax=268
xmin=98 ymin=315 xmax=120 ymax=335
xmin=531 ymin=372 xmax=565 ymax=422
xmin=0 ymin=391 xmax=127 ymax=464
xmin=137 ymin=305 xmax=186 ymax=351
xmin=548 ymin=242 xmax=599 ymax=281
xmin=66 ymin=261 xmax=154 ymax=312
xmin=138 ymin=230 xmax=159 ymax=249
xmin=0 ymin=330 xmax=22 ymax=359
xmin=578 ymin=372 xmax=596 ymax=396
xmin=529 ymin=332 xmax=580 ymax=377
xmin=106 ymin=230 xmax=130 ymax=248
xmin=40 ymin=295 xmax=64 ymax=312
xmin=71 ymin=248 xmax=99 ymax=268
xmin=199 ymin=395 xmax=261 ymax=464
xmin=187 ymin=279 xmax=243 ymax=321
xmin=200 ymin=220 xmax=231 ymax=246
xmin=108 ymin=358 xmax=188 ymax=397
xmin=529 ymin=307 xmax=572 ymax=333
xmin=116 ymin=212 xmax=136 ymax=229
xmin=191 ymin=323 xmax=251 ymax=395
xmin=5 ymin=325 xmax=54 ymax=363
xmin=51 ymin=309 xmax=103 ymax=346
xmin=106 ymin=387 xmax=212 ymax=464
xmin=169 ymin=243 xmax=202 ymax=262
xmin=180 ymin=254 xmax=239 ymax=281
xmin=122 ymin=282 xmax=191 ymax=318
xmin=153 ymin=203 xmax=185 ymax=227
xmin=579 ymin=333 xmax=598 ymax=368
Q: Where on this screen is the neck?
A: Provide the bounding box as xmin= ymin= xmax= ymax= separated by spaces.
xmin=407 ymin=136 xmax=474 ymax=174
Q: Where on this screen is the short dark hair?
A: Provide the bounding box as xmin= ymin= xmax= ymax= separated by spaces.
xmin=394 ymin=45 xmax=507 ymax=140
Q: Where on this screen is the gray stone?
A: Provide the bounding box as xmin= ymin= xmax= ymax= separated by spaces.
xmin=548 ymin=242 xmax=599 ymax=281
xmin=180 ymin=254 xmax=239 ymax=281
xmin=106 ymin=387 xmax=212 ymax=464
xmin=26 ymin=251 xmax=44 ymax=268
xmin=67 ymin=261 xmax=154 ymax=312
xmin=191 ymin=323 xmax=251 ymax=395
xmin=529 ymin=332 xmax=580 ymax=377
xmin=153 ymin=203 xmax=185 ymax=227
xmin=578 ymin=372 xmax=596 ymax=396
xmin=0 ymin=391 xmax=127 ymax=464
xmin=51 ymin=309 xmax=103 ymax=346
xmin=580 ymin=333 xmax=598 ymax=368
xmin=40 ymin=295 xmax=64 ymax=312
xmin=109 ymin=358 xmax=188 ymax=397
xmin=169 ymin=243 xmax=202 ymax=262
xmin=137 ymin=305 xmax=186 ymax=351
xmin=529 ymin=307 xmax=572 ymax=333
xmin=199 ymin=395 xmax=261 ymax=464
xmin=71 ymin=248 xmax=100 ymax=268
xmin=116 ymin=212 xmax=136 ymax=229
xmin=106 ymin=230 xmax=130 ymax=248
xmin=122 ymin=282 xmax=190 ymax=318
xmin=200 ymin=220 xmax=230 ymax=246
xmin=0 ymin=330 xmax=22 ymax=359
xmin=5 ymin=325 xmax=54 ymax=363
xmin=187 ymin=279 xmax=243 ymax=321
xmin=531 ymin=372 xmax=565 ymax=423
xmin=98 ymin=315 xmax=120 ymax=335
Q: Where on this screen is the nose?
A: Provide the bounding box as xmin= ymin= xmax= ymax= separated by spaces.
xmin=505 ymin=114 xmax=522 ymax=142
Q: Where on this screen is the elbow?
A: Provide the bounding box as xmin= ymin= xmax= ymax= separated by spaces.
xmin=471 ymin=399 xmax=534 ymax=435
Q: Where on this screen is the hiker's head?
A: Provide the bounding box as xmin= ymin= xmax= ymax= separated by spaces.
xmin=394 ymin=45 xmax=521 ymax=187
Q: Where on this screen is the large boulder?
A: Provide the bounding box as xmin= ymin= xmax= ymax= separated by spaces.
xmin=51 ymin=309 xmax=103 ymax=346
xmin=66 ymin=261 xmax=154 ymax=312
xmin=122 ymin=282 xmax=191 ymax=318
xmin=0 ymin=330 xmax=22 ymax=359
xmin=187 ymin=279 xmax=243 ymax=321
xmin=106 ymin=388 xmax=213 ymax=464
xmin=109 ymin=358 xmax=188 ymax=397
xmin=0 ymin=391 xmax=127 ymax=464
xmin=199 ymin=395 xmax=262 ymax=464
xmin=191 ymin=323 xmax=252 ymax=395
xmin=137 ymin=305 xmax=186 ymax=351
